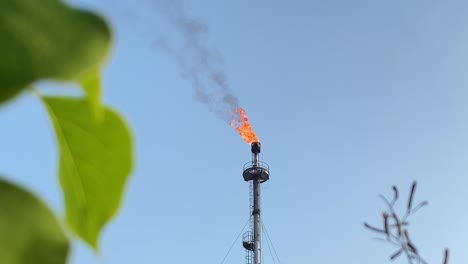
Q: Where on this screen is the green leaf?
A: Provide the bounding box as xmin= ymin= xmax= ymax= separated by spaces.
xmin=43 ymin=97 xmax=133 ymax=249
xmin=0 ymin=177 xmax=69 ymax=264
xmin=0 ymin=0 xmax=111 ymax=104
xmin=79 ymin=71 xmax=104 ymax=121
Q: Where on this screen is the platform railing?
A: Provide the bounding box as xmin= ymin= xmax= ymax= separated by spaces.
xmin=243 ymin=161 xmax=270 ymax=171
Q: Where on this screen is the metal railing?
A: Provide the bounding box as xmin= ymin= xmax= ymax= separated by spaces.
xmin=243 ymin=161 xmax=270 ymax=171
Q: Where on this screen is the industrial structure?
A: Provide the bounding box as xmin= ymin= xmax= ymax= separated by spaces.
xmin=242 ymin=142 xmax=270 ymax=264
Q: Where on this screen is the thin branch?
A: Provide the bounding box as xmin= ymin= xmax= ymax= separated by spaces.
xmin=391 ymin=185 xmax=399 ymax=205
xmin=390 ymin=249 xmax=403 ymax=260
xmin=443 ymin=249 xmax=449 ymax=264
xmin=364 ymin=181 xmax=449 ymax=264
xmin=411 ymin=201 xmax=428 ymax=215
xmin=364 ymin=222 xmax=386 ymax=234
xmin=407 ymin=181 xmax=417 ymax=214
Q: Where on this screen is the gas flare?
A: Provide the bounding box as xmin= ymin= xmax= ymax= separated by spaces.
xmin=231 ymin=108 xmax=259 ymax=144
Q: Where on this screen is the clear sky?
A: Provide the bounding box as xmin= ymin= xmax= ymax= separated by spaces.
xmin=1 ymin=0 xmax=468 ymax=263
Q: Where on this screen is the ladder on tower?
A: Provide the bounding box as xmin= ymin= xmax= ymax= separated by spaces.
xmin=242 ymin=231 xmax=254 ymax=264
xmin=242 ymin=181 xmax=255 ymax=264
xmin=245 ymin=248 xmax=253 ymax=264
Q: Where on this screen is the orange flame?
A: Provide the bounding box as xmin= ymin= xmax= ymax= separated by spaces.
xmin=230 ymin=108 xmax=259 ymax=144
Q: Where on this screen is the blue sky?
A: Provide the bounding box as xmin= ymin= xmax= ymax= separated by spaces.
xmin=1 ymin=0 xmax=468 ymax=263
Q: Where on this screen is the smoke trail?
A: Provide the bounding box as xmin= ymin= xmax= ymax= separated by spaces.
xmin=95 ymin=0 xmax=241 ymax=122
xmin=151 ymin=0 xmax=240 ymax=123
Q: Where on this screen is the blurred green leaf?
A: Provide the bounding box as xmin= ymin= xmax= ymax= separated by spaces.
xmin=0 ymin=0 xmax=111 ymax=104
xmin=0 ymin=178 xmax=69 ymax=264
xmin=43 ymin=97 xmax=133 ymax=249
xmin=79 ymin=71 xmax=104 ymax=121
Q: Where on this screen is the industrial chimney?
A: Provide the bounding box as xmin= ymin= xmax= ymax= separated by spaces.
xmin=242 ymin=142 xmax=270 ymax=264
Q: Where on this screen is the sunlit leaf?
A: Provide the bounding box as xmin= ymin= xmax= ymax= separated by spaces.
xmin=0 ymin=178 xmax=69 ymax=264
xmin=0 ymin=0 xmax=111 ymax=104
xmin=79 ymin=71 xmax=104 ymax=120
xmin=43 ymin=97 xmax=133 ymax=249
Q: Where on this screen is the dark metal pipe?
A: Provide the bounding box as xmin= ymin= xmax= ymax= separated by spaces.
xmin=253 ymin=179 xmax=262 ymax=264
xmin=251 ymin=142 xmax=261 ymax=167
xmin=251 ymin=142 xmax=261 ymax=154
xmin=251 ymin=142 xmax=262 ymax=264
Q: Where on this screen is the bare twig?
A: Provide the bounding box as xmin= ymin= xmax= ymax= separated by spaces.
xmin=364 ymin=222 xmax=386 ymax=234
xmin=391 ymin=185 xmax=399 ymax=205
xmin=411 ymin=201 xmax=428 ymax=215
xmin=407 ymin=181 xmax=417 ymax=215
xmin=364 ymin=181 xmax=449 ymax=264
xmin=443 ymin=249 xmax=449 ymax=264
xmin=390 ymin=249 xmax=403 ymax=260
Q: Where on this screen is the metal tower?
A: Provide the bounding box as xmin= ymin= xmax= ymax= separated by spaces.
xmin=242 ymin=142 xmax=270 ymax=264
